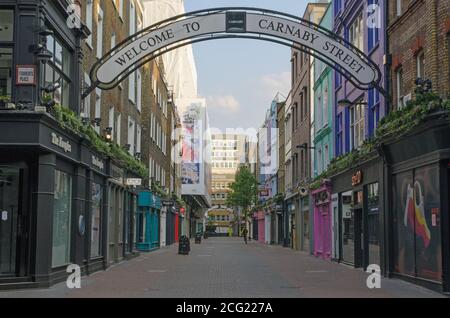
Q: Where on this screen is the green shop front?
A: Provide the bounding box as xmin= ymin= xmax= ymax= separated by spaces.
xmin=136 ymin=191 xmax=161 ymax=251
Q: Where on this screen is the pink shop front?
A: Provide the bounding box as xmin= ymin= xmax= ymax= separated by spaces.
xmin=253 ymin=211 xmax=265 ymax=243
xmin=311 ymin=181 xmax=332 ymax=260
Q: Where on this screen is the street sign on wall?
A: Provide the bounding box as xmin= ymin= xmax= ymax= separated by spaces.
xmin=86 ymin=8 xmax=382 ymax=97
xmin=126 ymin=178 xmax=142 ymax=186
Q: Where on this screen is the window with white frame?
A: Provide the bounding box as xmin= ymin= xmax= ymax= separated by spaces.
xmin=110 ymin=32 xmax=116 ymax=55
xmin=128 ymin=71 xmax=135 ymax=103
xmin=116 ymin=113 xmax=121 ymax=145
xmin=136 ymin=124 xmax=141 ymax=154
xmin=128 ymin=117 xmax=135 ymax=155
xmin=96 ymin=5 xmax=103 ymax=59
xmin=396 ymin=0 xmax=402 ymax=17
xmin=118 ymin=0 xmax=123 ymax=18
xmin=323 ymin=83 xmax=329 ymax=127
xmin=349 ymin=12 xmax=364 ymax=50
xmin=85 ymin=0 xmax=93 ymax=47
xmin=416 ymin=50 xmax=425 ymax=79
xmin=136 ymin=70 xmax=142 ymax=111
xmin=108 ymin=107 xmax=114 ymax=141
xmin=350 ymin=102 xmax=365 ymax=149
xmin=129 ymin=0 xmax=136 ymax=36
xmin=94 ymin=89 xmax=101 ymax=134
xmin=83 ymin=73 xmax=91 ymax=118
xmin=396 ymin=67 xmax=404 ymax=109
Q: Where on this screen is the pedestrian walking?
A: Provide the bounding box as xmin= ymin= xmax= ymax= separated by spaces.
xmin=243 ymin=227 xmax=248 ymax=244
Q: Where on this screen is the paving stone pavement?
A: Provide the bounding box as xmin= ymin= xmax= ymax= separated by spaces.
xmin=0 ymin=237 xmax=444 ymax=298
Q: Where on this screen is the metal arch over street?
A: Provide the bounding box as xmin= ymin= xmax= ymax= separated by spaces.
xmin=84 ymin=7 xmax=384 ymax=98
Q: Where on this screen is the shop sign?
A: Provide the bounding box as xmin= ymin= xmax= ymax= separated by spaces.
xmin=259 ymin=189 xmax=269 ymax=197
xmin=162 ymin=200 xmax=174 ymax=206
xmin=91 ymin=155 xmax=104 ymax=171
xmin=51 ymin=133 xmax=72 ymax=153
xmin=16 ymin=65 xmax=36 ymax=85
xmin=126 ymin=178 xmax=142 ymax=186
xmin=89 ymin=9 xmax=380 ymax=92
xmin=226 ymin=11 xmax=246 ymax=33
xmin=352 ymin=170 xmax=363 ymax=186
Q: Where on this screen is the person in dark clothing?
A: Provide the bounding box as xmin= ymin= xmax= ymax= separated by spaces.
xmin=243 ymin=228 xmax=248 ymax=244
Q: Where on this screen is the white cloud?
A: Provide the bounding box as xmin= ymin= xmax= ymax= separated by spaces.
xmin=206 ymin=94 xmax=241 ymax=113
xmin=259 ymin=71 xmax=291 ymax=99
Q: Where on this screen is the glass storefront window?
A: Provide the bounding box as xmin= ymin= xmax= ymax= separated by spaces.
xmin=52 ymin=170 xmax=72 ymax=268
xmin=367 ymin=183 xmax=380 ymax=266
xmin=341 ymin=191 xmax=354 ymax=264
xmin=136 ymin=210 xmax=145 ymax=243
xmin=91 ymin=183 xmax=102 ymax=258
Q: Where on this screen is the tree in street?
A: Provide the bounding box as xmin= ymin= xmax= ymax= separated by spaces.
xmin=226 ymin=166 xmax=258 ymax=244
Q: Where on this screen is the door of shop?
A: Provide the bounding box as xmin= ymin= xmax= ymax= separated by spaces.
xmin=0 ymin=167 xmax=25 ymax=277
xmin=353 ymin=208 xmax=364 ymax=268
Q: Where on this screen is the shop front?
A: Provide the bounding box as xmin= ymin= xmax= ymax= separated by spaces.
xmin=330 ymin=156 xmax=384 ymax=270
xmin=136 ymin=191 xmax=161 ymax=252
xmin=382 ymin=114 xmax=450 ymax=293
xmin=107 ymin=164 xmax=139 ymax=265
xmin=252 ymin=214 xmax=258 ymax=240
xmin=264 ymin=209 xmax=271 ymax=244
xmin=0 ymin=112 xmax=110 ymax=288
xmin=166 ymin=206 xmax=176 ymax=245
xmin=311 ymin=181 xmax=332 ymax=260
xmin=255 ymin=211 xmax=265 ymax=243
xmin=299 ymin=193 xmax=311 ymax=253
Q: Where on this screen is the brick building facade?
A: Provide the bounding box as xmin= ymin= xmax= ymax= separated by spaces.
xmin=388 ymin=0 xmax=450 ymax=109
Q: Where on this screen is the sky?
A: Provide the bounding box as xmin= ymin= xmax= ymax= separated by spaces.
xmin=184 ymin=0 xmax=309 ymax=132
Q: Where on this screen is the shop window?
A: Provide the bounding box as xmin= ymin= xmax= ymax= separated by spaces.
xmin=91 ymin=183 xmax=102 ymax=258
xmin=367 ymin=183 xmax=380 ymax=266
xmin=341 ymin=191 xmax=354 ymax=264
xmin=393 ymin=166 xmax=442 ymax=282
xmin=52 ymin=170 xmax=72 ymax=268
xmin=45 ymin=33 xmax=72 ymax=108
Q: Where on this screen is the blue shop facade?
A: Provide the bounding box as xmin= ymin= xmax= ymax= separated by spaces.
xmin=136 ymin=191 xmax=162 ymax=251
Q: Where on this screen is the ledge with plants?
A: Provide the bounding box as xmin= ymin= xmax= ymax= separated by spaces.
xmin=50 ymin=104 xmax=148 ymax=179
xmin=310 ymin=91 xmax=450 ymax=191
xmin=151 ymin=181 xmax=169 ymax=199
xmin=172 ymin=192 xmax=187 ymax=207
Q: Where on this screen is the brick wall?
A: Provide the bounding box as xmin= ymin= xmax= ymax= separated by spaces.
xmin=388 ymin=0 xmax=450 ymax=109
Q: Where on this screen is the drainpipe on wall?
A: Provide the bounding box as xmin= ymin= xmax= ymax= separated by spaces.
xmin=376 ymin=143 xmax=391 ymax=278
xmin=384 ymin=0 xmax=391 ymax=115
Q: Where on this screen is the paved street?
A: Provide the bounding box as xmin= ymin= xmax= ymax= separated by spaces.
xmin=0 ymin=237 xmax=443 ymax=298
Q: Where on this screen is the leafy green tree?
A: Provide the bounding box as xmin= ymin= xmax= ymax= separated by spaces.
xmin=226 ymin=166 xmax=258 ymax=243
